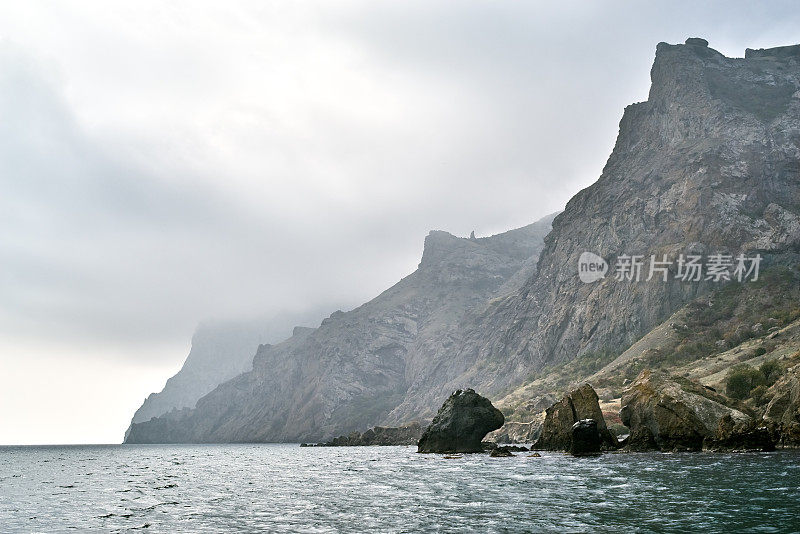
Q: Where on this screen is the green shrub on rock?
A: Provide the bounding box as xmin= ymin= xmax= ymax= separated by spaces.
xmin=759 ymin=359 xmax=782 ymax=386
xmin=725 ymin=365 xmax=766 ymax=400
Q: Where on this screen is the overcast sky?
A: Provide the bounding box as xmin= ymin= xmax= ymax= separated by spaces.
xmin=1 ymin=1 xmax=799 ymax=444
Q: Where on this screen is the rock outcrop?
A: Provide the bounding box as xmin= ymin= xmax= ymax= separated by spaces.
xmin=486 ymin=417 xmax=544 ymax=444
xmin=417 ymin=389 xmax=504 ymax=453
xmin=308 ymin=422 xmax=423 ymax=446
xmin=489 ymin=447 xmax=514 ymax=457
xmin=570 ymin=419 xmax=602 ymax=456
xmin=703 ymin=414 xmax=775 ymax=452
xmin=620 ymin=370 xmax=753 ymax=451
xmin=534 ymin=384 xmax=618 ymax=451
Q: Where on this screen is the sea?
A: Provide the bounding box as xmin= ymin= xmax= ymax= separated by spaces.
xmin=1 ymin=444 xmax=799 ymax=533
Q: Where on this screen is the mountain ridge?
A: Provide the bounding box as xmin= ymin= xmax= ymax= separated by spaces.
xmin=126 ymin=38 xmax=800 ymax=444
xmin=125 ymin=214 xmax=556 ymax=442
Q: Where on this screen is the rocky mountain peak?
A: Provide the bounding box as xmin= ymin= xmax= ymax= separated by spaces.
xmin=418 ymin=230 xmax=468 ymax=268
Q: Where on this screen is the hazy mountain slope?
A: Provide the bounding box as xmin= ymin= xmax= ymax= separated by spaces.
xmin=128 ymin=309 xmax=333 ymax=428
xmin=125 ymin=214 xmax=556 ymax=443
xmin=400 ymin=39 xmax=800 ymax=413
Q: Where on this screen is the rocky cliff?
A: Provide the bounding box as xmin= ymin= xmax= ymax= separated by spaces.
xmin=393 ymin=39 xmax=800 ymax=418
xmin=127 ymin=38 xmax=800 ymax=444
xmin=125 ymin=215 xmax=555 ymax=443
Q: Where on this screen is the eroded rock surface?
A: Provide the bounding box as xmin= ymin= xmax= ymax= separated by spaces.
xmin=535 ymin=384 xmax=618 ymax=451
xmin=620 ymin=370 xmax=752 ymax=451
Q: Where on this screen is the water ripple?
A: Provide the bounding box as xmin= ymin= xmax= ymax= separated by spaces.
xmin=1 ymin=445 xmax=799 ymax=532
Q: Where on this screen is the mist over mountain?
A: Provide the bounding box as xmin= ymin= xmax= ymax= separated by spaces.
xmin=126 ymin=215 xmax=555 ymax=442
xmin=126 ymin=38 xmax=800 ymax=444
xmin=127 ymin=307 xmax=337 ymax=430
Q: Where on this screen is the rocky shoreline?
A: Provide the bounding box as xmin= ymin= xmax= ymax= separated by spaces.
xmin=305 ymin=364 xmax=800 ymax=456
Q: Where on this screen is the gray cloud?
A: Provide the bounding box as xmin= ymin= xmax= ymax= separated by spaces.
xmin=1 ymin=1 xmax=799 ymax=356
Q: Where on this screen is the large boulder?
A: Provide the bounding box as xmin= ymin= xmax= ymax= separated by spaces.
xmin=762 ymin=364 xmax=800 ymax=447
xmin=417 ymin=389 xmax=504 ymax=453
xmin=570 ymin=419 xmax=602 ymax=455
xmin=620 ymin=370 xmax=752 ymax=451
xmin=534 ymin=384 xmax=618 ymax=451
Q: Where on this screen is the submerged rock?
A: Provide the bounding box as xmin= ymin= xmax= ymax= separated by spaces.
xmin=570 ymin=419 xmax=602 ymax=456
xmin=315 ymin=422 xmax=423 ymax=446
xmin=534 ymin=384 xmax=618 ymax=452
xmin=490 ymin=446 xmax=515 ymax=457
xmin=620 ymin=370 xmax=752 ymax=452
xmin=417 ymin=389 xmax=504 ymax=453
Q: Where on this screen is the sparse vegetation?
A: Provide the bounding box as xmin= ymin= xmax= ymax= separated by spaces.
xmin=651 ymin=265 xmax=800 ymax=370
xmin=759 ymin=359 xmax=782 ymax=386
xmin=725 ymin=364 xmax=766 ymax=400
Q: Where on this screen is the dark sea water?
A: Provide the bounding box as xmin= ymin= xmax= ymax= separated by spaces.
xmin=1 ymin=444 xmax=799 ymax=533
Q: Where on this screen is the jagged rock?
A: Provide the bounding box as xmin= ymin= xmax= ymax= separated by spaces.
xmin=685 ymin=37 xmax=709 ymax=47
xmin=620 ymin=370 xmax=752 ymax=451
xmin=703 ymin=414 xmax=775 ymax=452
xmin=623 ymin=426 xmax=658 ymax=452
xmin=490 ymin=446 xmax=514 ymax=457
xmin=534 ymin=384 xmax=618 ymax=451
xmin=570 ymin=419 xmax=602 ymax=456
xmin=417 ymin=389 xmax=504 ymax=453
xmin=316 ymin=422 xmax=423 ymax=446
xmin=762 ymin=365 xmax=800 ymax=447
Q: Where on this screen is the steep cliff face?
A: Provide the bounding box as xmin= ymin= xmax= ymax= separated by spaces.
xmin=125 ymin=215 xmax=555 ymax=443
xmin=414 ymin=39 xmax=800 ymax=407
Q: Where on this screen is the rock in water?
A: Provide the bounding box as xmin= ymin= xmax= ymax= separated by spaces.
xmin=703 ymin=415 xmax=775 ymax=452
xmin=762 ymin=365 xmax=800 ymax=448
xmin=417 ymin=389 xmax=504 ymax=453
xmin=570 ymin=419 xmax=602 ymax=455
xmin=534 ymin=384 xmax=618 ymax=451
xmin=489 ymin=446 xmax=514 ymax=457
xmin=620 ymin=370 xmax=753 ymax=451
xmin=316 ymin=422 xmax=423 ymax=446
